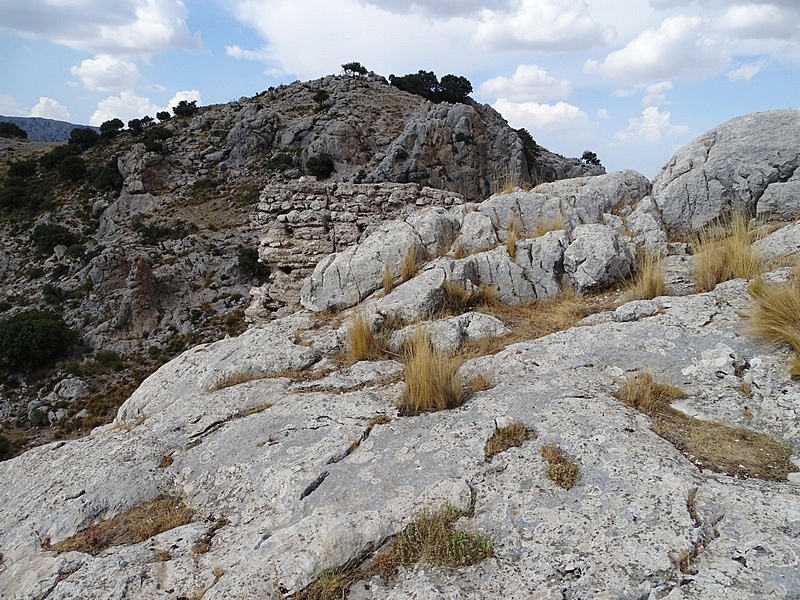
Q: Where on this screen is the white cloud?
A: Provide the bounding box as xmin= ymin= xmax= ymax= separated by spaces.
xmin=230 ymin=0 xmax=475 ymax=81
xmin=727 ymin=59 xmax=770 ymax=81
xmin=225 ymin=45 xmax=271 ymax=62
xmin=614 ymin=106 xmax=688 ymax=142
xmin=642 ymin=81 xmax=672 ymax=107
xmin=475 ymin=0 xmax=615 ymax=51
xmin=88 ymin=89 xmax=201 ymax=126
xmin=478 ymin=64 xmax=572 ymax=103
xmin=585 ymin=15 xmax=728 ymax=83
xmin=717 ymin=3 xmax=798 ymax=40
xmin=0 ymin=0 xmax=201 ymax=55
xmin=493 ymin=99 xmax=589 ymax=131
xmin=597 ymin=108 xmax=611 ymax=120
xmin=71 ymin=54 xmax=140 ymax=91
xmin=30 ymin=97 xmax=71 ymax=120
xmin=360 ymin=0 xmax=506 ymax=18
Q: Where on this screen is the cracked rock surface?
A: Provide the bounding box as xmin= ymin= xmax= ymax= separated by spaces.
xmin=2 ymin=277 xmax=799 ymax=599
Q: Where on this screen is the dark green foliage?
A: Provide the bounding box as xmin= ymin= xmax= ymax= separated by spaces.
xmin=342 ymin=62 xmax=368 ymax=76
xmin=94 ymin=349 xmax=123 ymax=371
xmin=31 ymin=224 xmax=79 ymax=256
xmin=173 ymin=100 xmax=198 ymax=117
xmin=42 ymin=283 xmax=67 ymax=305
xmin=156 ymin=111 xmax=171 ymax=122
xmin=237 ymin=247 xmax=270 ymax=280
xmin=128 ymin=118 xmax=143 ymax=134
xmin=131 ymin=218 xmax=198 ymax=245
xmin=68 ymin=128 xmax=99 ymax=151
xmin=56 ymin=155 xmax=87 ymax=182
xmin=581 ymin=150 xmax=601 ymax=166
xmin=454 ymin=132 xmax=475 ymax=145
xmin=389 ymin=71 xmax=472 ymax=104
xmin=8 ymin=159 xmax=38 ymax=179
xmin=0 ymin=433 xmax=16 ymax=461
xmin=265 ymin=152 xmax=297 ymax=171
xmin=0 ymin=184 xmax=44 ymax=213
xmin=39 ymin=144 xmax=80 ymax=170
xmin=140 ymin=115 xmax=154 ymax=128
xmin=142 ymin=126 xmax=172 ymax=152
xmin=313 ymin=89 xmax=330 ymax=111
xmin=0 ymin=121 xmax=27 ymax=140
xmin=306 ymin=153 xmax=335 ymax=178
xmin=395 ymin=148 xmax=409 ymax=160
xmin=516 ymin=128 xmax=540 ymax=166
xmin=91 ymin=156 xmax=123 ymax=192
xmin=0 ymin=310 xmax=78 ymax=372
xmin=100 ymin=118 xmax=124 ymax=140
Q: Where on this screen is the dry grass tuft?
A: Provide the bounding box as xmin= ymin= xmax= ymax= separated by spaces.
xmin=292 ymin=556 xmax=365 ymax=600
xmin=691 ymin=212 xmax=765 ymax=292
xmin=440 ymin=281 xmax=499 ymax=316
xmin=45 ymin=495 xmax=194 ymax=555
xmin=612 ymin=372 xmax=687 ymax=416
xmin=485 ymin=421 xmax=534 ymax=461
xmin=506 ymin=230 xmax=517 ymax=259
xmin=467 ymin=373 xmax=494 ymax=393
xmin=383 ymin=263 xmax=394 ymax=296
xmin=613 ymin=372 xmax=795 ymax=481
xmin=400 ymin=245 xmax=420 ymax=282
xmin=540 ymin=444 xmax=580 ymax=490
xmin=535 ymin=214 xmax=565 ymax=237
xmin=746 ymin=275 xmax=800 ymax=354
xmin=347 ymin=310 xmax=382 ymax=362
xmin=391 ymin=504 xmax=492 ymax=568
xmin=205 ymin=371 xmax=268 ymax=392
xmin=235 ymin=402 xmax=273 ymax=418
xmin=625 ymin=247 xmax=669 ymax=301
xmin=398 ymin=328 xmax=465 ymax=415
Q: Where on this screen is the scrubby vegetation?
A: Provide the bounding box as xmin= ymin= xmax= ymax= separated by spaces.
xmin=44 ymin=495 xmax=195 ymax=555
xmin=398 ymin=328 xmax=464 ymax=415
xmin=625 ymin=247 xmax=668 ymax=300
xmin=691 ymin=212 xmax=764 ymax=292
xmin=0 ymin=309 xmax=77 ymax=373
xmin=613 ymin=372 xmax=795 ymax=481
xmin=485 ymin=421 xmax=533 ymax=461
xmin=746 ymin=272 xmax=800 ymax=375
xmin=389 ymin=70 xmax=473 ymax=104
xmin=540 ymin=443 xmax=580 ymax=490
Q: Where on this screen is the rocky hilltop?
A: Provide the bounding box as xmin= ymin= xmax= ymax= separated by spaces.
xmin=0 ymin=73 xmax=593 ymax=450
xmin=0 ymin=116 xmax=99 ymax=143
xmin=0 ymin=109 xmax=799 ymax=599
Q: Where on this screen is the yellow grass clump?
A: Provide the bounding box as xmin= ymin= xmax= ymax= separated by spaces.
xmin=398 ymin=328 xmax=464 ymax=415
xmin=746 ymin=274 xmax=800 ymax=376
xmin=383 ymin=263 xmax=394 ymax=296
xmin=45 ymin=495 xmax=195 ymax=555
xmin=613 ymin=372 xmax=686 ymax=415
xmin=625 ymin=247 xmax=669 ymax=301
xmin=540 ymin=444 xmax=580 ymax=490
xmin=535 ymin=214 xmax=565 ymax=237
xmin=347 ymin=310 xmax=382 ymax=362
xmin=400 ymin=245 xmax=420 ymax=282
xmin=691 ymin=212 xmax=764 ymax=292
xmin=485 ymin=421 xmax=534 ymax=461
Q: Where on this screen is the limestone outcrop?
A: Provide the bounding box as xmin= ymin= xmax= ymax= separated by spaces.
xmin=653 ymin=109 xmax=800 ymax=231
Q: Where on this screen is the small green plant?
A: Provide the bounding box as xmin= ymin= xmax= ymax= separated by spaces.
xmin=306 ymin=153 xmax=335 ymax=178
xmin=485 ymin=421 xmax=533 ymax=461
xmin=237 ymin=247 xmax=270 ymax=280
xmin=398 ymin=328 xmax=464 ymax=415
xmin=94 ymin=349 xmax=123 ymax=371
xmin=31 ymin=224 xmax=80 ymax=257
xmin=540 ymin=444 xmax=580 ymax=490
xmin=0 ymin=310 xmax=78 ymax=372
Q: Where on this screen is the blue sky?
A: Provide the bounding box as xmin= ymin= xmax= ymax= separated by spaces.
xmin=1 ymin=0 xmax=798 ymax=179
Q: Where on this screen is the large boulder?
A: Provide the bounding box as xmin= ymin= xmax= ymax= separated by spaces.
xmin=564 ymin=224 xmax=635 ymax=294
xmin=653 ymin=109 xmax=800 ymax=231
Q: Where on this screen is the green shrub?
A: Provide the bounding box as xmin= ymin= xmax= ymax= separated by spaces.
xmin=173 ymin=100 xmax=198 ymax=117
xmin=237 ymin=247 xmax=270 ymax=280
xmin=39 ymin=144 xmax=80 ymax=170
xmin=68 ymin=128 xmax=99 ymax=150
xmin=0 ymin=309 xmax=78 ymax=372
xmin=91 ymin=157 xmax=123 ymax=192
xmin=0 ymin=121 xmax=27 ymax=140
xmin=306 ymin=153 xmax=335 ymax=178
xmin=94 ymin=349 xmax=123 ymax=371
xmin=31 ymin=224 xmax=79 ymax=256
xmin=56 ymin=155 xmax=87 ymax=182
xmin=8 ymin=159 xmax=38 ymax=179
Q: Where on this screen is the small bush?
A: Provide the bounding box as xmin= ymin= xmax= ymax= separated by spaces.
xmin=0 ymin=310 xmax=77 ymax=372
xmin=306 ymin=153 xmax=335 ymax=178
xmin=540 ymin=444 xmax=580 ymax=490
xmin=31 ymin=224 xmax=79 ymax=256
xmin=692 ymin=212 xmax=764 ymax=292
xmin=485 ymin=421 xmax=532 ymax=461
xmin=237 ymin=247 xmax=270 ymax=280
xmin=0 ymin=121 xmax=27 ymax=139
xmin=398 ymin=329 xmax=464 ymax=415
xmin=94 ymin=349 xmax=123 ymax=371
xmin=8 ymin=159 xmax=38 ymax=178
xmin=392 ymin=504 xmax=491 ymax=567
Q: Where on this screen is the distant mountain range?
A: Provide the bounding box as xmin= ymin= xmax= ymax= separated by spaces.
xmin=0 ymin=115 xmax=99 ymax=142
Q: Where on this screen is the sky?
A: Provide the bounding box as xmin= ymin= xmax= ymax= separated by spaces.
xmin=0 ymin=1 xmax=798 ymax=179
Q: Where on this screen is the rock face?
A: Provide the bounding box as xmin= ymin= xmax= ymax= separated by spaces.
xmin=299 ymin=171 xmax=650 ymax=316
xmin=653 ymin=109 xmax=800 ymax=231
xmin=1 ymin=276 xmax=799 ymax=599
